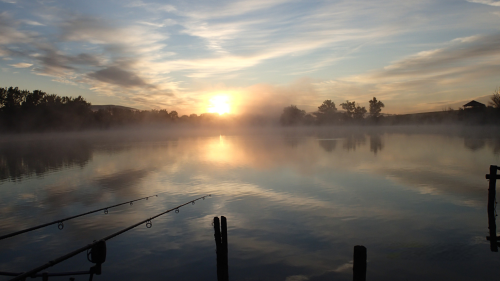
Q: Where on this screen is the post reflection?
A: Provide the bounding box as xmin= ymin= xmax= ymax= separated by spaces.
xmin=486 ymin=165 xmax=499 ymax=252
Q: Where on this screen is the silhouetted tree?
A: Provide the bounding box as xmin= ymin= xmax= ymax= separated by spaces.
xmin=303 ymin=113 xmax=316 ymax=125
xmin=169 ymin=110 xmax=179 ymax=120
xmin=340 ymin=100 xmax=356 ymax=119
xmin=353 ymin=105 xmax=367 ymax=120
xmin=490 ymin=88 xmax=500 ymax=109
xmin=280 ymin=105 xmax=305 ymax=126
xmin=368 ymin=97 xmax=385 ymax=118
xmin=318 ymin=100 xmax=336 ymax=112
xmin=0 ymin=87 xmax=94 ymax=131
xmin=316 ymin=100 xmax=339 ymax=124
xmin=340 ymin=100 xmax=366 ymax=121
xmin=2 ymin=86 xmax=252 ymax=131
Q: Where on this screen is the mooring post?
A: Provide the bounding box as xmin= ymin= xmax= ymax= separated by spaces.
xmin=353 ymin=245 xmax=366 ymax=281
xmin=487 ymin=165 xmax=499 ymax=252
xmin=213 ymin=216 xmax=229 ymax=281
xmin=221 ymin=216 xmax=228 ymax=281
xmin=214 ymin=217 xmax=221 ymax=252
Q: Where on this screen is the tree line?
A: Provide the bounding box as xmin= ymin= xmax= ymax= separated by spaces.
xmin=280 ymin=98 xmax=385 ymax=125
xmin=2 ymin=86 xmax=500 ymax=131
xmin=281 ymin=89 xmax=500 ymax=126
xmin=0 ymin=87 xmax=221 ymax=132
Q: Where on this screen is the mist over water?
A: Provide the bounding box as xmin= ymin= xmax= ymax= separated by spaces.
xmin=1 ymin=126 xmax=499 ymax=281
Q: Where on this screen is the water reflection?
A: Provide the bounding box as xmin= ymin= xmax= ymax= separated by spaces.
xmin=0 ymin=139 xmax=92 ymax=182
xmin=343 ymin=133 xmax=366 ymax=151
xmin=318 ymin=139 xmax=337 ymax=152
xmin=486 ymin=138 xmax=500 ymax=155
xmin=369 ymin=134 xmax=383 ymax=155
xmin=464 ymin=138 xmax=486 ymax=151
xmin=1 ymin=128 xmax=500 ymax=280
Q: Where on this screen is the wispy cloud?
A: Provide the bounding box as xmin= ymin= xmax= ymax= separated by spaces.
xmin=87 ymin=66 xmax=154 ymax=88
xmin=179 ymin=0 xmax=293 ymax=19
xmin=0 ymin=12 xmax=34 ymax=45
xmin=1 ymin=0 xmax=500 ymax=112
xmin=314 ymin=33 xmax=500 ymax=113
xmin=22 ymin=20 xmax=44 ymax=26
xmin=467 ymin=0 xmax=500 ymax=6
xmin=9 ymin=62 xmax=32 ymax=68
xmin=126 ymin=0 xmax=176 ymax=13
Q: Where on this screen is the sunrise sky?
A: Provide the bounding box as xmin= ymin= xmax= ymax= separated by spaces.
xmin=1 ymin=0 xmax=500 ymax=115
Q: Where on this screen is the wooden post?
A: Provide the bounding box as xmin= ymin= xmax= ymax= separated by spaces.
xmin=214 ymin=217 xmax=221 ymax=254
xmin=487 ymin=165 xmax=498 ymax=252
xmin=221 ymin=216 xmax=229 ymax=281
xmin=353 ymin=245 xmax=366 ymax=281
xmin=213 ymin=217 xmax=228 ymax=281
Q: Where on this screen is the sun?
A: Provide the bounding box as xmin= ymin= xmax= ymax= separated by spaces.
xmin=207 ymin=95 xmax=230 ymax=115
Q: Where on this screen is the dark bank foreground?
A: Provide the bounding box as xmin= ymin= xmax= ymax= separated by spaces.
xmin=1 ymin=128 xmax=500 ymax=280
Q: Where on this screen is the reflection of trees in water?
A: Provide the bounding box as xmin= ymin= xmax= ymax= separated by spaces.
xmin=370 ymin=134 xmax=383 ymax=155
xmin=318 ymin=140 xmax=337 ymax=152
xmin=493 ymin=141 xmax=500 ymax=155
xmin=282 ymin=132 xmax=306 ymax=148
xmin=485 ymin=138 xmax=500 ymax=155
xmin=464 ymin=138 xmax=485 ymax=151
xmin=0 ymin=140 xmax=92 ymax=181
xmin=284 ymin=138 xmax=301 ymax=148
xmin=343 ymin=134 xmax=366 ymax=151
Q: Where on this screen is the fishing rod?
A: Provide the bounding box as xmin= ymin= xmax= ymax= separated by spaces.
xmin=0 ymin=193 xmax=166 ymax=241
xmin=9 ymin=194 xmax=211 ymax=281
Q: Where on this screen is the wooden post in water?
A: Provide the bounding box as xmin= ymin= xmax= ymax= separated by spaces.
xmin=353 ymin=245 xmax=366 ymax=281
xmin=213 ymin=216 xmax=229 ymax=281
xmin=486 ymin=165 xmax=499 ymax=252
xmin=221 ymin=216 xmax=229 ymax=280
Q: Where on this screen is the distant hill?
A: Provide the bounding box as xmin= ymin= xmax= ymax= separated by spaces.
xmin=90 ymin=105 xmax=138 ymax=112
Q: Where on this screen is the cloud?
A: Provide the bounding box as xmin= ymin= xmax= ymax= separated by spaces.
xmin=0 ymin=12 xmax=34 ymax=45
xmin=22 ymin=20 xmax=44 ymax=26
xmin=179 ymin=0 xmax=293 ymax=19
xmin=372 ymin=33 xmax=500 ymax=80
xmin=0 ymin=12 xmax=173 ymax=105
xmin=87 ymin=66 xmax=153 ymax=88
xmin=59 ymin=17 xmax=168 ymax=49
xmin=1 ymin=0 xmax=500 ymax=113
xmin=467 ymin=0 xmax=500 ymax=6
xmin=30 ymin=48 xmax=105 ymax=76
xmin=173 ymin=0 xmax=418 ymax=79
xmin=311 ymin=33 xmax=500 ymax=113
xmin=126 ymin=0 xmax=177 ymax=13
xmin=10 ymin=62 xmax=32 ymax=68
xmin=285 ymin=275 xmax=309 ymax=281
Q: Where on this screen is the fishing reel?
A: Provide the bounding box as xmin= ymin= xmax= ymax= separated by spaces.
xmin=87 ymin=240 xmax=107 ymax=276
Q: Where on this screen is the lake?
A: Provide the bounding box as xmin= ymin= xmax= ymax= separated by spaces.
xmin=1 ymin=126 xmax=499 ymax=281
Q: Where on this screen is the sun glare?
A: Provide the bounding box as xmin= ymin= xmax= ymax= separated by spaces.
xmin=208 ymin=95 xmax=230 ymax=115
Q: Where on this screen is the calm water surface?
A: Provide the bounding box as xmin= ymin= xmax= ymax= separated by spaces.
xmin=1 ymin=127 xmax=500 ymax=281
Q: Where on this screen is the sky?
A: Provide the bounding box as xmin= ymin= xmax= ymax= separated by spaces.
xmin=1 ymin=0 xmax=500 ymax=115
